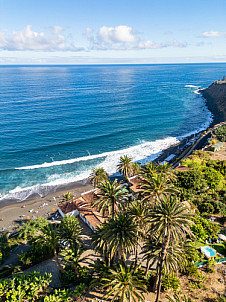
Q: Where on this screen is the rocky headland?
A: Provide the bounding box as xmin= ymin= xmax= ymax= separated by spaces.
xmin=201 ymin=79 xmax=226 ymax=126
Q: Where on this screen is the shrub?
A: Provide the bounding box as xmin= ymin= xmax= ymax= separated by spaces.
xmin=44 ymin=289 xmax=72 ymax=302
xmin=0 ymin=271 xmax=52 ymax=301
xmin=19 ymin=217 xmax=49 ymax=240
xmin=191 ymin=224 xmax=208 ymax=242
xmin=199 ymin=202 xmax=215 ymax=214
xmin=162 ymin=273 xmax=180 ymax=292
xmin=184 ymin=262 xmax=201 ymax=279
xmin=206 ymin=259 xmax=215 ymax=273
xmin=202 ymin=167 xmax=224 ymax=189
xmin=0 ymin=232 xmax=10 ymax=263
xmin=60 ymin=265 xmax=92 ymax=286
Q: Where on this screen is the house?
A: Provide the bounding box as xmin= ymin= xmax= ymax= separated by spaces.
xmin=58 ymin=189 xmax=108 ymax=231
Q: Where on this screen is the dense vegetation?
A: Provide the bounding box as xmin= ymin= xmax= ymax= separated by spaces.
xmin=213 ymin=125 xmax=226 ymax=142
xmin=0 ymin=152 xmax=225 ymax=301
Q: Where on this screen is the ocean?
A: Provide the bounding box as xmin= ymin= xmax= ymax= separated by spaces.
xmin=0 ymin=63 xmax=225 ymax=202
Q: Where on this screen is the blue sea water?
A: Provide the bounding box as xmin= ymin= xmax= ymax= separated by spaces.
xmin=0 ymin=63 xmax=225 ymax=202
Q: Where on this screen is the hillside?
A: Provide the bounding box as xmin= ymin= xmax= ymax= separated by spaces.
xmin=201 ymin=82 xmax=226 ymax=125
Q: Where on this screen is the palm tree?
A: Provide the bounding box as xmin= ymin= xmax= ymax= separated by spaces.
xmin=89 ymin=167 xmax=108 ymax=187
xmin=140 ymin=174 xmax=179 ymax=204
xmin=140 ymin=162 xmax=157 ymax=177
xmin=148 ymin=195 xmax=194 ymax=302
xmin=142 ymin=235 xmax=187 ymax=290
xmin=59 ymin=215 xmax=83 ymax=246
xmin=157 ymin=162 xmax=176 ymax=182
xmin=132 ymin=162 xmax=141 ymax=176
xmin=127 ymin=200 xmax=149 ymax=265
xmin=93 ymin=179 xmax=127 ymax=218
xmin=117 ymin=155 xmax=133 ymax=180
xmin=60 ymin=242 xmax=87 ymax=275
xmin=92 ymin=212 xmax=138 ymax=261
xmin=91 ymin=262 xmax=147 ymax=302
xmin=62 ymin=192 xmax=74 ymax=201
xmin=36 ymin=224 xmax=64 ymax=272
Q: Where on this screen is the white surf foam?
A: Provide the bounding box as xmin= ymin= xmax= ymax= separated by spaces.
xmin=1 ymin=136 xmax=180 ymax=202
xmin=185 ymin=85 xmax=199 ymax=88
xmin=15 ymin=137 xmax=179 ymax=171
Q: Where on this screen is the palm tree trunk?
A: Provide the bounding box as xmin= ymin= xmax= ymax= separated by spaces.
xmin=145 ymin=261 xmax=149 ymax=276
xmin=153 ymin=264 xmax=159 ymax=292
xmin=112 ymin=199 xmax=115 ymax=218
xmin=118 ymin=243 xmax=124 ymax=261
xmin=54 ymin=249 xmax=65 ymax=273
xmin=135 ymin=246 xmax=138 ymax=267
xmin=155 ymin=236 xmax=169 ymax=302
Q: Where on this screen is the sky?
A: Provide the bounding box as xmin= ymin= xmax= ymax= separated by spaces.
xmin=0 ymin=0 xmax=226 ymax=64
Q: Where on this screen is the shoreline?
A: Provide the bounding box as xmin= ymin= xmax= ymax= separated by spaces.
xmin=1 ymin=82 xmax=225 ymax=233
xmin=0 ymin=134 xmax=194 ymax=233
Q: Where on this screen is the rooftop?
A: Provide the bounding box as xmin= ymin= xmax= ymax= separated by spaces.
xmin=58 ymin=189 xmax=108 ymax=229
xmin=175 ymin=165 xmax=191 ymax=172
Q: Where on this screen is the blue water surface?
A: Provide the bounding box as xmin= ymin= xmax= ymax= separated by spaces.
xmin=0 ymin=63 xmax=225 ymax=200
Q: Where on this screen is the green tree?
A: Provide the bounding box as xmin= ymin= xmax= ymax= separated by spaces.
xmin=93 ymin=179 xmax=127 ymax=218
xmin=177 ymin=169 xmax=204 ymax=190
xmin=202 ymin=167 xmax=224 ymax=189
xmin=19 ymin=217 xmax=49 ymax=240
xmin=140 ymin=162 xmax=157 ymax=177
xmin=140 ymin=174 xmax=179 ymax=203
xmin=157 ymin=163 xmax=176 ymax=182
xmin=142 ymin=235 xmax=187 ymax=280
xmin=89 ymin=167 xmax=108 ymax=187
xmin=117 ymin=155 xmax=133 ymax=180
xmin=148 ymin=195 xmax=194 ymax=302
xmin=59 ymin=215 xmax=83 ymax=246
xmin=92 ymin=212 xmax=138 ymax=261
xmin=132 ymin=162 xmax=141 ymax=176
xmin=127 ymin=200 xmax=149 ymax=265
xmin=61 ymin=242 xmax=87 ymax=275
xmin=0 ymin=232 xmax=10 ymax=263
xmin=62 ymin=192 xmax=74 ymax=201
xmin=35 ymin=224 xmax=64 ymax=272
xmin=0 ymin=272 xmax=52 ymax=301
xmin=91 ymin=262 xmax=147 ymax=302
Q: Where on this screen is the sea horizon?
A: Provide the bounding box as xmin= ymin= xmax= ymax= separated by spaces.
xmin=1 ymin=63 xmax=225 ymax=202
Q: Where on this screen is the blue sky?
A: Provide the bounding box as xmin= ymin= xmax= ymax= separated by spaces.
xmin=0 ymin=0 xmax=226 ymax=64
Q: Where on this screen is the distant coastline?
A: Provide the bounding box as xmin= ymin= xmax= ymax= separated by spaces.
xmin=200 ymin=81 xmax=226 ymax=126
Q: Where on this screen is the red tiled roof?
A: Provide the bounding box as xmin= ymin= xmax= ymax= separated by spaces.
xmin=81 ymin=190 xmax=95 ymax=205
xmin=175 ymin=166 xmax=191 ymax=172
xmin=58 ymin=200 xmax=77 ymax=214
xmin=129 ymin=176 xmax=142 ymax=193
xmin=58 ymin=191 xmax=108 ymax=229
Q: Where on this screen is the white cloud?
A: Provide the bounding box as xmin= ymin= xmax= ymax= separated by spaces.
xmin=201 ymin=30 xmax=226 ymax=37
xmin=0 ymin=25 xmax=83 ymax=51
xmin=98 ymin=25 xmax=138 ymax=43
xmin=86 ymin=25 xmax=187 ymax=50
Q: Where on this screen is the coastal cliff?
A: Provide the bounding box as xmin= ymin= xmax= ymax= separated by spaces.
xmin=201 ymin=81 xmax=226 ymax=125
